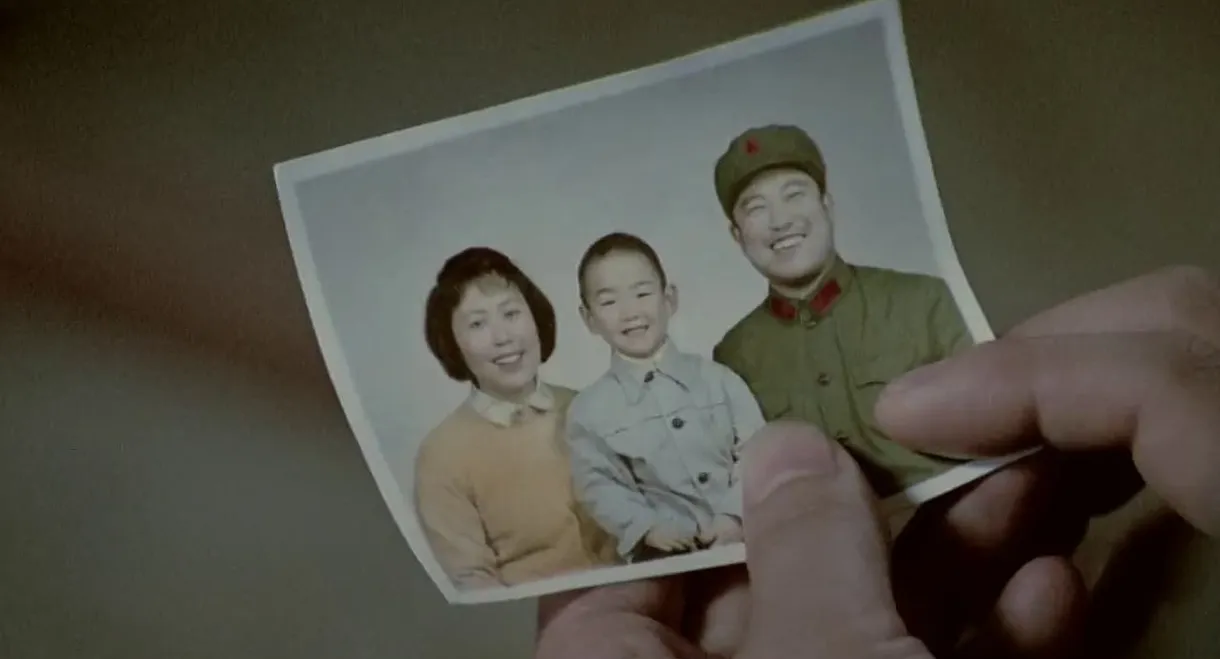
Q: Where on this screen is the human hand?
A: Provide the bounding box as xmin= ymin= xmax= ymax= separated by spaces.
xmin=536 ymin=265 xmax=1220 ymax=658
xmin=537 ymin=422 xmax=1085 ymax=658
xmin=698 ymin=514 xmax=743 ymax=547
xmin=645 ymin=525 xmax=698 ymax=553
xmin=877 ymin=265 xmax=1220 ymax=536
xmin=871 ymin=265 xmax=1220 ymax=654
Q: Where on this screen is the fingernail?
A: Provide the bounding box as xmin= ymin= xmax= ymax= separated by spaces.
xmin=745 ymin=424 xmax=838 ymax=505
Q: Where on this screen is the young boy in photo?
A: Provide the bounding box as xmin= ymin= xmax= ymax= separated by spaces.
xmin=564 ymin=232 xmax=767 ymax=562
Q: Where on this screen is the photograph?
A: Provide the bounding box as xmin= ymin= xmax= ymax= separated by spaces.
xmin=273 ymin=0 xmax=1036 ymax=605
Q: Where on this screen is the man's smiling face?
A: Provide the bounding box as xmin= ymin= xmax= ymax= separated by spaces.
xmin=730 ymin=167 xmax=834 ymax=290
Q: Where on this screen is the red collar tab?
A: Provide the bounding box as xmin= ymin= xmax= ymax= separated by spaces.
xmin=767 ymin=278 xmax=843 ymax=322
xmin=767 ymin=296 xmax=799 ymax=321
xmin=811 ymin=278 xmax=842 ymax=313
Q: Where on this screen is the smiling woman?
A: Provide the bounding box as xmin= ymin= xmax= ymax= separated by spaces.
xmin=414 ymin=247 xmax=620 ymax=591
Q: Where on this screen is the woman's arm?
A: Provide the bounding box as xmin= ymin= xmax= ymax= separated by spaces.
xmin=414 ymin=447 xmax=501 ymax=590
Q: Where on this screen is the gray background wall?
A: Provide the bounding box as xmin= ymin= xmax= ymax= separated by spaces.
xmin=2 ymin=1 xmax=1217 ymax=657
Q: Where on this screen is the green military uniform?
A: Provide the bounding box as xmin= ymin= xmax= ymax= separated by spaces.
xmin=710 ymin=124 xmax=975 ymax=499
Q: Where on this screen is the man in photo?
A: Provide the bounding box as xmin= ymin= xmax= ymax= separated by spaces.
xmin=413 ymin=247 xmax=618 ymax=591
xmin=710 ymin=124 xmax=973 ymax=499
xmin=564 ymin=232 xmax=767 ymax=563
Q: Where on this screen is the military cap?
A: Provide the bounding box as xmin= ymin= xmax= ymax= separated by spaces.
xmin=713 ymin=124 xmax=827 ymax=218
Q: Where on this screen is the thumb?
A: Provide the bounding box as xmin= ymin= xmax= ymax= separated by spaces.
xmin=738 ymin=421 xmax=932 ymax=659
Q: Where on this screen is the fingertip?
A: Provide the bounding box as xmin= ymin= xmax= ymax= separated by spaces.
xmin=874 ymin=366 xmax=961 ymax=451
xmin=742 ymin=420 xmax=839 ymax=508
xmin=875 ymin=351 xmax=970 ymax=416
xmin=874 ymin=344 xmax=1040 ymax=459
xmin=740 ymin=422 xmax=907 ymax=655
xmin=878 ymin=359 xmax=948 ymax=408
xmin=961 ymin=556 xmax=1088 ymax=658
xmin=1006 ymin=556 xmax=1087 ymax=639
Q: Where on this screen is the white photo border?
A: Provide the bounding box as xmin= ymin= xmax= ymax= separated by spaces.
xmin=273 ymin=0 xmax=1040 ymax=606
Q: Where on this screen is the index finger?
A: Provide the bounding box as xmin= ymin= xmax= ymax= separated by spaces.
xmin=875 ymin=331 xmax=1220 ymax=535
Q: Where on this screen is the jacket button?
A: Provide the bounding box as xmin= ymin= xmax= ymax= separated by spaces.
xmin=643 ymin=371 xmax=655 ymax=383
xmin=833 ymin=432 xmax=848 ymax=443
xmin=817 ymin=372 xmax=831 ymax=385
xmin=671 ymin=417 xmax=685 ymax=429
xmin=697 ymin=472 xmax=710 ymax=484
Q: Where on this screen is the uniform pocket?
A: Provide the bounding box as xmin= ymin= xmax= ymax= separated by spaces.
xmin=749 ymin=380 xmax=792 ymax=421
xmin=694 ymin=385 xmax=732 ymax=432
xmin=852 ymin=347 xmax=923 ymax=437
xmin=599 ymin=417 xmax=664 ymax=462
xmin=697 ymin=396 xmax=729 ymax=422
xmin=853 ymin=347 xmax=924 ymax=389
xmin=851 ymin=347 xmax=938 ymax=451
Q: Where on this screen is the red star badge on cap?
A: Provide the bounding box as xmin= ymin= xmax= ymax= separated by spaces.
xmin=745 ymin=138 xmax=759 ymax=155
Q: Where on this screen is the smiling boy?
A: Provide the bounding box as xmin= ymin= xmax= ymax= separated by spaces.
xmin=564 ymin=232 xmax=766 ymax=562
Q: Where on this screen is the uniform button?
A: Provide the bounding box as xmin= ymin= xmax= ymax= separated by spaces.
xmin=833 ymin=432 xmax=848 ymax=443
xmin=643 ymin=371 xmax=655 ymax=383
xmin=817 ymin=372 xmax=831 ymax=386
xmin=697 ymin=472 xmax=710 ymax=484
xmin=671 ymin=417 xmax=685 ymax=429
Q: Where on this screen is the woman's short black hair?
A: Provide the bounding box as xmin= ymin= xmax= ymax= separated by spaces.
xmin=424 ymin=246 xmax=557 ymax=383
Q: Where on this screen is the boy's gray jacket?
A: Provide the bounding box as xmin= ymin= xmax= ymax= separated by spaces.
xmin=564 ymin=343 xmax=766 ymax=559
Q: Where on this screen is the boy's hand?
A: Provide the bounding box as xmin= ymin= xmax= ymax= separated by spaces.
xmin=698 ymin=514 xmax=744 ymax=546
xmin=643 ymin=525 xmax=697 ymax=552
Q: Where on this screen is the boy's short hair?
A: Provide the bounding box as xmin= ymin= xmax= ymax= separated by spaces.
xmin=576 ymin=232 xmax=668 ymax=306
xmin=424 ymin=246 xmax=557 ymax=383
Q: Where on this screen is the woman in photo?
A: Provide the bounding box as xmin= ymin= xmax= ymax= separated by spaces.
xmin=414 ymin=246 xmax=619 ymax=591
